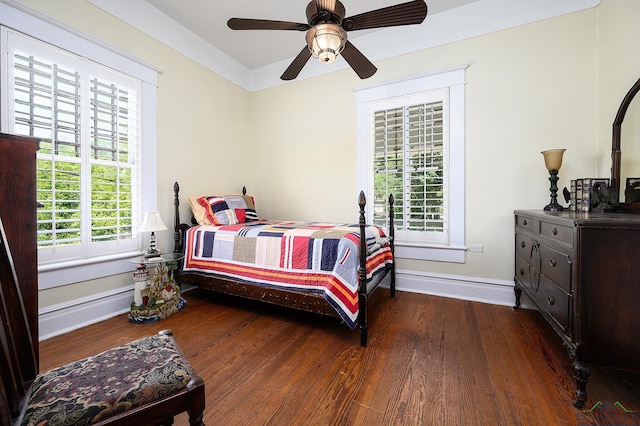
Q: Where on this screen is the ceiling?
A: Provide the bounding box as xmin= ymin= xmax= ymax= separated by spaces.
xmin=144 ymin=0 xmax=477 ymax=70
xmin=86 ymin=0 xmax=601 ymax=91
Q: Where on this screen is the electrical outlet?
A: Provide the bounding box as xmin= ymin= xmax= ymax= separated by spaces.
xmin=468 ymin=244 xmax=483 ymax=253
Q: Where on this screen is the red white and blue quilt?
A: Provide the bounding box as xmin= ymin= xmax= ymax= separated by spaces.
xmin=183 ymin=221 xmax=393 ymax=328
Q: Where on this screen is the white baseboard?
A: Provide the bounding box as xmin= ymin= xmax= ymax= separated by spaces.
xmin=38 ymin=273 xmax=531 ymax=341
xmin=395 ymin=269 xmax=533 ymax=309
xmin=38 ymin=286 xmax=134 ymax=341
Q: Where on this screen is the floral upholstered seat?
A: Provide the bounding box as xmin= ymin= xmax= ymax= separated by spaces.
xmin=21 ymin=331 xmax=197 ymax=426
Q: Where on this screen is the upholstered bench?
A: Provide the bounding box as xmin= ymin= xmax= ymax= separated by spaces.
xmin=20 ymin=331 xmax=204 ymax=425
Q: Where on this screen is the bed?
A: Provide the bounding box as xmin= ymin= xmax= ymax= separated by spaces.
xmin=172 ymin=182 xmax=395 ymax=346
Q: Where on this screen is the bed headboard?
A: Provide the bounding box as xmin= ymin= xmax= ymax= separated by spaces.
xmin=172 ymin=183 xmax=249 ymax=253
xmin=172 ymin=181 xmax=395 ymax=256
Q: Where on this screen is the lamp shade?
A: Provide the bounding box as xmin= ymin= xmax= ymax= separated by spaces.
xmin=306 ymin=23 xmax=346 ymax=64
xmin=541 ymin=149 xmax=566 ymax=171
xmin=138 ymin=211 xmax=168 ymax=233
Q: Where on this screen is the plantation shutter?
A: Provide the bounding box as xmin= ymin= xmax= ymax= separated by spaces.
xmin=89 ymin=78 xmax=137 ymax=243
xmin=371 ymin=89 xmax=449 ymax=244
xmin=6 ymin=31 xmax=140 ymax=263
xmin=373 ymin=106 xmax=404 ymax=229
xmin=14 ymin=52 xmax=83 ymax=247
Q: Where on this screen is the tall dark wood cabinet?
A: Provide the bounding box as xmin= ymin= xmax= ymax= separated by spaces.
xmin=514 ymin=210 xmax=640 ymax=407
xmin=0 ymin=133 xmax=39 ymax=366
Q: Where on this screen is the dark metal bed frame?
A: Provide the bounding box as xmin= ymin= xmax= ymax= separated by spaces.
xmin=172 ymin=182 xmax=395 ymax=346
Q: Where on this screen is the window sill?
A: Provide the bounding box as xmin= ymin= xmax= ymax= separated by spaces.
xmin=395 ymin=242 xmax=466 ymax=263
xmin=38 ymin=251 xmax=143 ymax=290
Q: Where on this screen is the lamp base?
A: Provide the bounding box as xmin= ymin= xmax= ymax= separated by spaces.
xmin=543 ymin=201 xmax=564 ymax=212
xmin=544 ymin=169 xmax=564 ymax=211
xmin=144 ymin=231 xmax=160 ymax=258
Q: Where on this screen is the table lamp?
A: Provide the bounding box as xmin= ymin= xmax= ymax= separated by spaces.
xmin=541 ymin=149 xmax=566 ymax=211
xmin=138 ymin=211 xmax=168 ymax=257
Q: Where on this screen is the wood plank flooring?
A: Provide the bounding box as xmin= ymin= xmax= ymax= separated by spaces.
xmin=39 ymin=289 xmax=640 ymax=425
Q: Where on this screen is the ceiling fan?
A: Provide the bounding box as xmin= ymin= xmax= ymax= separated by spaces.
xmin=228 ymin=0 xmax=428 ymax=80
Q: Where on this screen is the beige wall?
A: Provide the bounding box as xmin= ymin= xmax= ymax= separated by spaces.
xmin=252 ymin=0 xmax=640 ymax=281
xmin=15 ymin=0 xmax=640 ymax=307
xmin=252 ymin=8 xmax=600 ymax=280
xmin=17 ymin=0 xmax=252 ymax=308
xmin=595 ymin=0 xmax=640 ymax=195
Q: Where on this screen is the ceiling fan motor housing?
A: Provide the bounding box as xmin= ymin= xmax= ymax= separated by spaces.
xmin=306 ymin=1 xmax=346 ymax=26
xmin=305 ymin=1 xmax=348 ymax=63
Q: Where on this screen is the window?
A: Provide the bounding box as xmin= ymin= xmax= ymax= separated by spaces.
xmin=356 ymin=66 xmax=466 ymax=262
xmin=1 ymin=12 xmax=158 ymax=289
xmin=371 ymin=89 xmax=449 ymax=244
xmin=10 ymin=35 xmax=139 ymax=264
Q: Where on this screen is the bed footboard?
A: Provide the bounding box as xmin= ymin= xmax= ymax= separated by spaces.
xmin=357 ymin=191 xmax=395 ymax=346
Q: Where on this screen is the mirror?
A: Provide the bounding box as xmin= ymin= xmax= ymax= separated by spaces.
xmin=621 ymin=88 xmax=640 ymax=203
xmin=611 ymin=77 xmax=640 ymax=212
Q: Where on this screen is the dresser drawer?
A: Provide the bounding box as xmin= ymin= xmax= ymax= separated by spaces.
xmin=540 ymin=221 xmax=573 ymax=245
xmin=538 ymin=244 xmax=572 ymax=293
xmin=530 ymin=274 xmax=570 ymax=334
xmin=515 ymin=232 xmax=535 ymax=260
xmin=515 ymin=215 xmax=539 ymax=234
xmin=515 ymin=255 xmax=533 ymax=289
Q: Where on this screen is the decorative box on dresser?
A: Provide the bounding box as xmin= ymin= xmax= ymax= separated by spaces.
xmin=0 ymin=133 xmax=39 ymax=366
xmin=514 ymin=209 xmax=640 ymax=408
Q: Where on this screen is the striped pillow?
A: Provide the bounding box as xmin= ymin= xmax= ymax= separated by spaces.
xmin=197 ymin=194 xmax=258 ymax=225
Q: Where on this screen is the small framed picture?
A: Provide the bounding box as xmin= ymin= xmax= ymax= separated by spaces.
xmin=625 ymin=178 xmax=640 ymax=202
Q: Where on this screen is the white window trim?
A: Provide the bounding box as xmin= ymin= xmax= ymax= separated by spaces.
xmin=0 ymin=2 xmax=159 ymax=288
xmin=355 ymin=65 xmax=467 ymax=263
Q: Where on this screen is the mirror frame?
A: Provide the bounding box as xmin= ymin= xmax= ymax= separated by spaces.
xmin=611 ymin=77 xmax=640 ymax=213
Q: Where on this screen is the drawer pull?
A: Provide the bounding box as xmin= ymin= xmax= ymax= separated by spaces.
xmin=523 ymin=219 xmax=528 ymax=226
xmin=552 ymin=227 xmax=558 ymax=235
xmin=547 ymin=296 xmax=555 ymax=305
xmin=521 ymin=241 xmax=526 ymax=249
xmin=549 ymin=258 xmax=557 ymax=267
xmin=519 ymin=268 xmax=525 ymax=276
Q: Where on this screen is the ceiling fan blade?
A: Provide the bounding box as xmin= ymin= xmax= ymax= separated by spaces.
xmin=281 ymin=46 xmax=313 ymax=80
xmin=228 ymin=18 xmax=309 ymax=31
xmin=340 ymin=41 xmax=377 ymax=79
xmin=342 ymin=0 xmax=427 ymax=31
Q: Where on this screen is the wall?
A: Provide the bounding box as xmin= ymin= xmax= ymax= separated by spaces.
xmin=251 ymin=0 xmax=640 ymax=297
xmin=6 ymin=0 xmax=638 ymax=337
xmin=8 ymin=1 xmax=252 ymax=320
xmin=594 ymin=0 xmax=640 ymax=189
xmin=251 ymin=9 xmax=600 ymax=286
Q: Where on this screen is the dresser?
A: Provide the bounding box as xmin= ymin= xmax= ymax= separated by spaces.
xmin=0 ymin=133 xmax=39 ymax=366
xmin=514 ymin=210 xmax=640 ymax=408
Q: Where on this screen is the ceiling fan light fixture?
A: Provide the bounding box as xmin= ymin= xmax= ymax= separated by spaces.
xmin=306 ymin=23 xmax=346 ymax=64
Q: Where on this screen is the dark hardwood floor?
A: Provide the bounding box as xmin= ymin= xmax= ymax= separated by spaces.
xmin=39 ymin=289 xmax=640 ymax=425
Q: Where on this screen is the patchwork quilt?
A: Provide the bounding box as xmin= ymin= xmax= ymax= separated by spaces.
xmin=183 ymin=221 xmax=393 ymax=328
